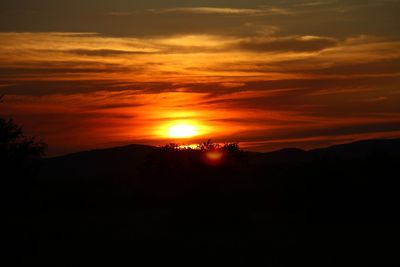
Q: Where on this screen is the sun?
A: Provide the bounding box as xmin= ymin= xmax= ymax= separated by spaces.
xmin=157 ymin=118 xmax=209 ymax=139
xmin=167 ymin=123 xmax=198 ymax=138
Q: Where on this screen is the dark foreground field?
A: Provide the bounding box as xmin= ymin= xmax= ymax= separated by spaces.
xmin=4 ymin=139 xmax=400 ymax=266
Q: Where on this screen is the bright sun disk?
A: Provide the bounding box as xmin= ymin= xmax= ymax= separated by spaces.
xmin=167 ymin=124 xmax=198 ymax=138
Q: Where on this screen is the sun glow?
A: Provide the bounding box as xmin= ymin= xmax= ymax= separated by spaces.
xmin=167 ymin=123 xmax=198 ymax=138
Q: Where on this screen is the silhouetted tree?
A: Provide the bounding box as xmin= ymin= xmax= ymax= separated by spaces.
xmin=1 ymin=117 xmax=46 ymax=179
xmin=1 ymin=115 xmax=46 ymax=216
xmin=198 ymin=139 xmax=220 ymax=151
xmin=222 ymin=143 xmax=240 ymax=153
xmin=161 ymin=143 xmax=180 ymax=150
xmin=147 ymin=139 xmax=247 ymax=174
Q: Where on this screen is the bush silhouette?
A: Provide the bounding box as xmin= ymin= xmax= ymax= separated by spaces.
xmin=1 ymin=116 xmax=46 ymax=218
xmin=1 ymin=117 xmax=46 ymax=180
xmin=147 ymin=139 xmax=247 ymax=174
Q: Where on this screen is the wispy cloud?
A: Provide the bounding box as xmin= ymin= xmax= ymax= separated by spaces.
xmin=67 ymin=49 xmax=156 ymax=56
xmin=152 ymin=7 xmax=262 ymax=15
xmin=237 ymin=35 xmax=338 ymax=52
xmin=152 ymin=7 xmax=292 ymax=16
xmin=107 ymin=11 xmax=133 ymax=16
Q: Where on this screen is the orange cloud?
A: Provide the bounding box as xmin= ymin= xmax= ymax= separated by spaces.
xmin=1 ymin=32 xmax=400 ymax=155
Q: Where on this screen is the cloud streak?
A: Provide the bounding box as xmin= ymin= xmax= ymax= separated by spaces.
xmin=150 ymin=7 xmax=292 ymax=16
xmin=237 ymin=35 xmax=338 ymax=52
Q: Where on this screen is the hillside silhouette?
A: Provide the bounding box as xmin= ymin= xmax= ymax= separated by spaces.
xmin=4 ymin=138 xmax=400 ymax=265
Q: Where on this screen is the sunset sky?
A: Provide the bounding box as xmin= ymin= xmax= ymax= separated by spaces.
xmin=1 ymin=0 xmax=400 ymax=156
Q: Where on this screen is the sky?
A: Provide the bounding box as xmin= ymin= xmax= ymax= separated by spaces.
xmin=1 ymin=0 xmax=400 ymax=156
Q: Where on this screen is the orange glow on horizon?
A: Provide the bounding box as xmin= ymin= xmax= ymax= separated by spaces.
xmin=2 ymin=28 xmax=400 ymax=156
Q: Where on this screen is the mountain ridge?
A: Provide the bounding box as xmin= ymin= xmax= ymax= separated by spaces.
xmin=48 ymin=138 xmax=400 ymax=165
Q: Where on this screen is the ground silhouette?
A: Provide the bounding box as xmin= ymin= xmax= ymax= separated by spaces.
xmin=3 ymin=135 xmax=400 ymax=265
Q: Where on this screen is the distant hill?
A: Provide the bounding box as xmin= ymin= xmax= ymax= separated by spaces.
xmin=309 ymin=138 xmax=400 ymax=160
xmin=253 ymin=139 xmax=400 ymax=164
xmin=41 ymin=144 xmax=157 ymax=180
xmin=43 ymin=139 xmax=400 ymax=178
